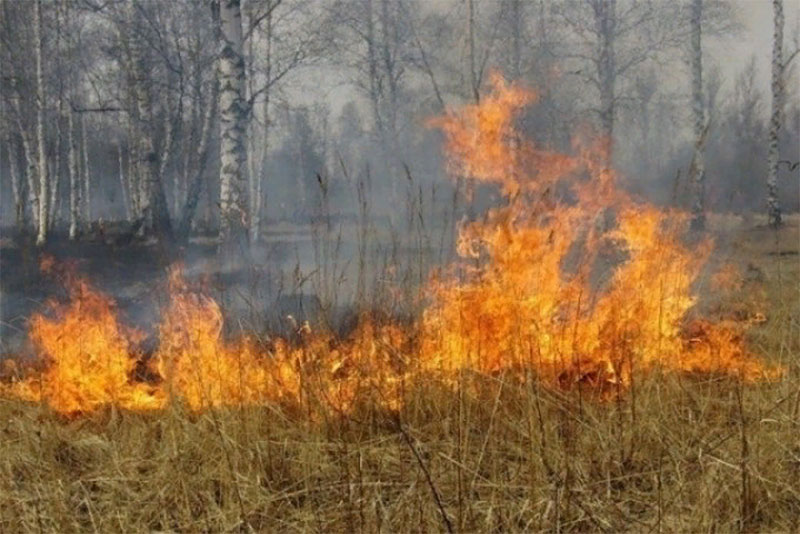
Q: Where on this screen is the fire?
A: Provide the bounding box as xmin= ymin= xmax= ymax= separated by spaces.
xmin=3 ymin=260 xmax=163 ymax=413
xmin=419 ymin=73 xmax=781 ymax=390
xmin=1 ymin=74 xmax=781 ymax=416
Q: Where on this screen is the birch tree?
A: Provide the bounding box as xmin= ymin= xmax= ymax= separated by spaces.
xmin=218 ymin=0 xmax=249 ymax=248
xmin=34 ymin=0 xmax=48 ymax=244
xmin=4 ymin=124 xmax=25 ymax=231
xmin=126 ymin=0 xmax=173 ymax=238
xmin=689 ymin=0 xmax=706 ymax=230
xmin=767 ymin=0 xmax=786 ymax=227
xmin=68 ymin=108 xmax=80 ymax=239
xmin=557 ymin=0 xmax=683 ymax=172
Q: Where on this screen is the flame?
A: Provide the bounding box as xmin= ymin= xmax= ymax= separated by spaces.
xmin=419 ymin=74 xmax=781 ymax=391
xmin=1 ymin=74 xmax=781 ymax=416
xmin=4 ymin=259 xmax=163 ymax=413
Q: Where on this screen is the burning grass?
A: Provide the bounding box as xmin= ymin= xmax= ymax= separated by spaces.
xmin=1 ymin=75 xmax=781 ymax=416
xmin=0 ymin=75 xmax=796 ymax=531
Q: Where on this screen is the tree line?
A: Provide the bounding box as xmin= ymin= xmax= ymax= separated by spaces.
xmin=1 ymin=0 xmax=797 ymax=248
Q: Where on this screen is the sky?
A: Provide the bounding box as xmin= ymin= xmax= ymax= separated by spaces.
xmin=710 ymin=0 xmax=799 ymax=95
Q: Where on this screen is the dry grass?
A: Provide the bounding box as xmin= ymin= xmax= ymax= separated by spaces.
xmin=1 ymin=220 xmax=798 ymax=533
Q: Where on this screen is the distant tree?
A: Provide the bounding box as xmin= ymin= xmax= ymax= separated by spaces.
xmin=1 ymin=0 xmax=41 ymax=236
xmin=243 ymin=0 xmax=326 ymax=241
xmin=556 ymin=0 xmax=684 ymax=171
xmin=68 ymin=107 xmax=80 ymax=239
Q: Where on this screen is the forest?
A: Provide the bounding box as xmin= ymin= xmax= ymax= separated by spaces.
xmin=0 ymin=0 xmax=799 ymax=532
xmin=1 ymin=0 xmax=797 ymax=242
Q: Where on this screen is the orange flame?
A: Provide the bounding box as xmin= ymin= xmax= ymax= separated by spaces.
xmin=4 ymin=259 xmax=162 ymax=413
xmin=419 ymin=73 xmax=781 ymax=391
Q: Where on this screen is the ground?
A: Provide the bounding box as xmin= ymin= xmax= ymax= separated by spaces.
xmin=0 ymin=215 xmax=797 ymax=532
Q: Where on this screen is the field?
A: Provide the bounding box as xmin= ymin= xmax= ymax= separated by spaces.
xmin=0 ymin=217 xmax=797 ymax=533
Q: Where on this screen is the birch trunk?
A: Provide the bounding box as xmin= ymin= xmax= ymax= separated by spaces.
xmin=49 ymin=0 xmax=64 ymax=229
xmin=118 ymin=140 xmax=131 ymax=220
xmin=218 ymin=0 xmax=249 ymax=247
xmin=128 ymin=1 xmax=172 ymax=238
xmin=7 ymin=134 xmax=25 ymax=231
xmin=15 ymin=113 xmax=40 ymax=231
xmin=689 ymin=0 xmax=706 ymax=230
xmin=179 ymin=86 xmax=200 ymax=216
xmin=250 ymin=4 xmax=273 ymax=243
xmin=34 ymin=0 xmax=48 ymax=245
xmin=509 ymin=0 xmax=522 ymax=79
xmin=178 ymin=81 xmax=218 ymax=238
xmin=126 ymin=112 xmax=140 ymax=218
xmin=595 ymin=0 xmax=617 ymax=172
xmin=467 ymin=0 xmax=480 ymax=104
xmin=50 ymin=105 xmax=62 ymax=229
xmin=68 ymin=109 xmax=81 ymax=239
xmin=81 ymin=113 xmax=91 ymax=223
xmin=158 ymin=105 xmax=179 ymax=212
xmin=767 ymin=0 xmax=784 ymax=227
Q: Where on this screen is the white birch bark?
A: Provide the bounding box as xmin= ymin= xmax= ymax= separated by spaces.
xmin=126 ymin=111 xmax=140 ymax=218
xmin=218 ymin=0 xmax=249 ymax=246
xmin=250 ymin=3 xmax=273 ymax=243
xmin=178 ymin=81 xmax=217 ymax=238
xmin=127 ymin=0 xmax=172 ymax=237
xmin=690 ymin=0 xmax=706 ymax=230
xmin=6 ymin=133 xmax=25 ymax=230
xmin=81 ymin=113 xmax=91 ymax=223
xmin=68 ymin=108 xmax=81 ymax=239
xmin=34 ymin=0 xmax=48 ymax=245
xmin=767 ymin=0 xmax=784 ymax=227
xmin=13 ymin=111 xmax=40 ymax=231
xmin=594 ymin=0 xmax=617 ymax=172
xmin=50 ymin=103 xmax=62 ymax=229
xmin=118 ymin=140 xmax=131 ymax=220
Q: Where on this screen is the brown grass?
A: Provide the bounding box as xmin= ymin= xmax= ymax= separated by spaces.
xmin=1 ymin=220 xmax=798 ymax=533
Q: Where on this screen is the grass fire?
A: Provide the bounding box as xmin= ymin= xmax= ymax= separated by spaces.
xmin=3 ymin=76 xmax=782 ymax=418
xmin=2 ymin=1 xmax=799 ymax=531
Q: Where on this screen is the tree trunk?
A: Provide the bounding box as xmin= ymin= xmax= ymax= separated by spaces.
xmin=250 ymin=3 xmax=273 ymax=243
xmin=118 ymin=140 xmax=131 ymax=220
xmin=767 ymin=0 xmax=784 ymax=227
xmin=179 ymin=81 xmax=200 ymax=217
xmin=218 ymin=0 xmax=249 ymax=249
xmin=15 ymin=113 xmax=40 ymax=232
xmin=126 ymin=112 xmax=140 ymax=218
xmin=49 ymin=0 xmax=64 ymax=230
xmin=509 ymin=0 xmax=522 ymax=79
xmin=594 ymin=0 xmax=617 ymax=171
xmin=158 ymin=101 xmax=180 ymax=216
xmin=81 ymin=113 xmax=92 ymax=224
xmin=50 ymin=105 xmax=62 ymax=230
xmin=178 ymin=81 xmax=218 ymax=238
xmin=6 ymin=134 xmax=26 ymax=231
xmin=689 ymin=0 xmax=706 ymax=230
xmin=467 ymin=0 xmax=480 ymax=104
xmin=68 ymin=109 xmax=81 ymax=239
xmin=128 ymin=0 xmax=172 ymax=239
xmin=34 ymin=0 xmax=48 ymax=245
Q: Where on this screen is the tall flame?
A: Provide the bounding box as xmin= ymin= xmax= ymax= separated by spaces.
xmin=420 ymin=73 xmax=780 ymax=390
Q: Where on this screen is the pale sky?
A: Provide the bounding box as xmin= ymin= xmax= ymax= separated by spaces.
xmin=710 ymin=0 xmax=800 ymax=95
